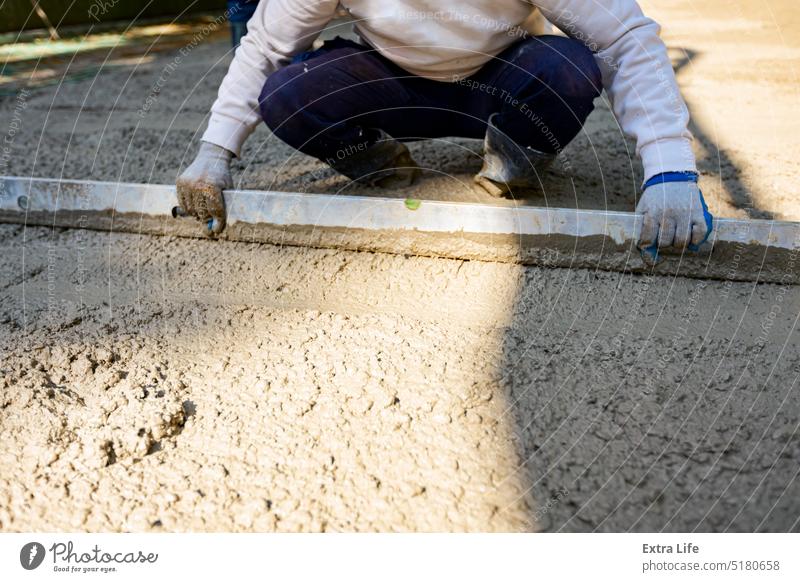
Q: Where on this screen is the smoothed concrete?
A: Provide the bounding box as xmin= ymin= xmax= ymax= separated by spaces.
xmin=2 ymin=176 xmax=799 ymax=284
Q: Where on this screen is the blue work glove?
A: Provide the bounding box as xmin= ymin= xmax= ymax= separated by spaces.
xmin=636 ymin=172 xmax=713 ymax=261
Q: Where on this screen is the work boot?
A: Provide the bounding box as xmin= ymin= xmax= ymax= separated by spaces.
xmin=328 ymin=129 xmax=420 ymax=188
xmin=474 ymin=113 xmax=556 ymax=198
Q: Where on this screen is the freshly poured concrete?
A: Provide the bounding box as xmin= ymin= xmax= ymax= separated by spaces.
xmin=2 ymin=224 xmax=799 ymax=532
xmin=1 ymin=1 xmax=799 ymax=531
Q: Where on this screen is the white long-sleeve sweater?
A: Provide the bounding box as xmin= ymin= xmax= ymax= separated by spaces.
xmin=202 ymin=0 xmax=696 ymax=181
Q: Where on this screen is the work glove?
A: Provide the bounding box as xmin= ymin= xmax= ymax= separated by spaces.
xmin=636 ymin=173 xmax=713 ymax=262
xmin=176 ymin=141 xmax=233 ymax=234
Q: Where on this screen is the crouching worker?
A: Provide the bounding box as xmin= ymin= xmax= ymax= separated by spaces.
xmin=178 ymin=0 xmax=712 ymax=255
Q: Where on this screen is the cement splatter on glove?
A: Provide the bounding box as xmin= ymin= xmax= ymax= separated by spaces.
xmin=636 ymin=172 xmax=713 ymax=263
xmin=176 ymin=141 xmax=234 ymax=234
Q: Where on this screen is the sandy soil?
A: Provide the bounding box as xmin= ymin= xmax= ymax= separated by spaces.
xmin=1 ymin=1 xmax=799 ymax=532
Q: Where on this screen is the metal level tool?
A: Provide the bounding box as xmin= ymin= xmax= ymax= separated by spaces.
xmin=1 ymin=175 xmax=797 ymax=284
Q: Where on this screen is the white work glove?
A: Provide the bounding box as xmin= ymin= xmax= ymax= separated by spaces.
xmin=176 ymin=141 xmax=233 ymax=234
xmin=636 ymin=178 xmax=713 ymax=260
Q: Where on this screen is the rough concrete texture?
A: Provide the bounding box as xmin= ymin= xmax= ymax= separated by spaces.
xmin=1 ymin=1 xmax=799 ymax=531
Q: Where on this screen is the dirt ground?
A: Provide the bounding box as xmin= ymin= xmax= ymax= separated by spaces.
xmin=1 ymin=1 xmax=799 ymax=532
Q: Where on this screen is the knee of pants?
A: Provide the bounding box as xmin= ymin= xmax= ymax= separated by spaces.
xmin=259 ymin=46 xmax=377 ymax=150
xmin=515 ymin=36 xmax=602 ymax=105
xmin=259 ymin=64 xmax=314 ymax=142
